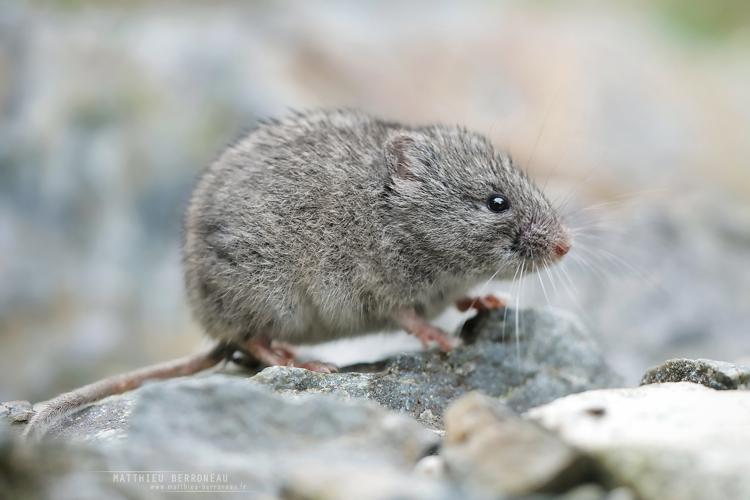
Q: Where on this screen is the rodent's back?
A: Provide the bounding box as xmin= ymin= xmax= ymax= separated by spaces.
xmin=183 ymin=110 xmax=399 ymax=344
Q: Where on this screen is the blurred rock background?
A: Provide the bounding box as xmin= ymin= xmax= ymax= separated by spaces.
xmin=1 ymin=0 xmax=749 ymax=402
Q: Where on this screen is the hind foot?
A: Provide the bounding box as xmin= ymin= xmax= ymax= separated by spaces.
xmin=294 ymin=360 xmax=338 ymax=373
xmin=455 ymin=294 xmax=506 ymax=313
xmin=242 ymin=337 xmax=338 ymax=373
xmin=397 ymin=310 xmax=456 ymax=352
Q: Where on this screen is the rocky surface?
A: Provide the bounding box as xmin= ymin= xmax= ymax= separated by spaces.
xmin=253 ymin=307 xmax=619 ymax=429
xmin=21 ymin=307 xmax=616 ymax=436
xmin=1 ymin=307 xmax=625 ymax=499
xmin=4 ymin=376 xmax=456 ymax=500
xmin=5 ymin=309 xmax=750 ymax=500
xmin=641 ymin=358 xmax=750 ymax=390
xmin=16 ymin=307 xmax=616 ymax=439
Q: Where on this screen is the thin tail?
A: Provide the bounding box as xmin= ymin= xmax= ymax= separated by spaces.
xmin=23 ymin=341 xmax=234 ymax=441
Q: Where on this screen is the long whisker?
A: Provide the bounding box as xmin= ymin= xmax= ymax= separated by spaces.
xmin=536 ymin=263 xmax=551 ymax=306
xmin=469 ymin=264 xmax=505 ymax=312
xmin=552 ymin=260 xmax=587 ymax=320
xmin=543 ymin=259 xmax=561 ymax=297
xmin=557 ymin=258 xmax=579 ymax=295
xmin=503 ymin=261 xmax=521 ymax=342
xmin=569 ymin=251 xmax=609 ymax=281
xmin=515 ymin=260 xmax=527 ymax=370
xmin=578 ymin=244 xmax=664 ymax=294
xmin=514 ymin=261 xmax=524 ymax=356
xmin=550 ymin=167 xmax=600 ymax=214
xmin=565 ymin=187 xmax=667 ymax=218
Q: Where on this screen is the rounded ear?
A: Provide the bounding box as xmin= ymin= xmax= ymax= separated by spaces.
xmin=384 ymin=131 xmax=435 ymax=180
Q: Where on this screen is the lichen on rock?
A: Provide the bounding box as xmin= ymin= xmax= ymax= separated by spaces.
xmin=640 ymin=358 xmax=750 ymax=390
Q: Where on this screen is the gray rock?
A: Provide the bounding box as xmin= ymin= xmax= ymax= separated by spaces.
xmin=1 ymin=400 xmax=34 ymax=426
xmin=51 ymin=395 xmax=134 ymax=443
xmin=0 ymin=401 xmax=34 ymax=441
xmin=278 ymin=464 xmax=477 ymax=500
xmin=641 ymin=358 xmax=750 ymax=390
xmin=0 ymin=422 xmax=119 ymax=500
xmin=253 ymin=307 xmax=619 ymax=428
xmin=26 ymin=374 xmax=477 ymax=499
xmin=557 ymin=199 xmax=750 ymax=385
xmin=527 ymin=382 xmax=750 ymax=500
xmin=562 ymin=485 xmax=635 ymax=500
xmin=124 ymin=375 xmax=438 ymax=466
xmin=441 ymin=392 xmax=590 ymax=496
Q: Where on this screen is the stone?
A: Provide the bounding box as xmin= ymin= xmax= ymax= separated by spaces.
xmin=442 ymin=392 xmax=589 ymax=496
xmin=414 ymin=455 xmax=448 ymax=479
xmin=13 ymin=374 xmax=470 ymax=499
xmin=123 ymin=375 xmax=438 ymax=466
xmin=557 ymin=485 xmax=636 ymax=500
xmin=278 ymin=464 xmax=475 ymax=500
xmin=640 ymin=358 xmax=750 ymax=390
xmin=527 ymin=382 xmax=750 ymax=500
xmin=0 ymin=400 xmax=34 ymax=424
xmin=253 ymin=307 xmax=619 ymax=429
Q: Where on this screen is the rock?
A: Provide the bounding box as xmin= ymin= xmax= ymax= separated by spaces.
xmin=0 ymin=422 xmax=115 ymax=500
xmin=0 ymin=400 xmax=34 ymax=424
xmin=124 ymin=375 xmax=437 ymax=465
xmin=558 ymin=200 xmax=750 ymax=385
xmin=527 ymin=382 xmax=750 ymax=500
xmin=31 ymin=306 xmax=614 ymax=439
xmin=253 ymin=307 xmax=619 ymax=428
xmin=278 ymin=464 xmax=472 ymax=500
xmin=48 ymin=394 xmax=134 ymax=443
xmin=557 ymin=485 xmax=635 ymax=500
xmin=442 ymin=392 xmax=590 ymax=496
xmin=0 ymin=423 xmax=43 ymax=499
xmin=0 ymin=401 xmax=34 ymax=441
xmin=20 ymin=374 xmax=479 ymax=499
xmin=641 ymin=358 xmax=750 ymax=390
xmin=414 ymin=455 xmax=448 ymax=479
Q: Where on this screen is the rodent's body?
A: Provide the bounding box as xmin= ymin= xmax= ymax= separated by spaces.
xmin=25 ymin=109 xmax=570 ymax=440
xmin=184 ymin=111 xmax=417 ymax=344
xmin=185 ymin=110 xmax=513 ymax=345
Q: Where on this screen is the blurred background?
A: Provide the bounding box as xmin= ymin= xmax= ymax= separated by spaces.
xmin=1 ymin=0 xmax=749 ymax=402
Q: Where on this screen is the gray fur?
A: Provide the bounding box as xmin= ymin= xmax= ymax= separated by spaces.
xmin=183 ymin=109 xmax=568 ymax=345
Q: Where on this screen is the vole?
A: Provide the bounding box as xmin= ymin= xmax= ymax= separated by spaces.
xmin=23 ymin=109 xmax=571 ymax=440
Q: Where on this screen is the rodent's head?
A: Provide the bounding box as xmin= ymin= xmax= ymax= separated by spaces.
xmin=382 ymin=126 xmax=571 ymax=280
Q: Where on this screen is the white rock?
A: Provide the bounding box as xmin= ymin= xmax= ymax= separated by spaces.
xmin=414 ymin=455 xmax=447 ymax=479
xmin=442 ymin=392 xmax=588 ymax=496
xmin=527 ymin=382 xmax=750 ymax=500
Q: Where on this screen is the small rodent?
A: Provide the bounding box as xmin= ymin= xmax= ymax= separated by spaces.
xmin=24 ymin=109 xmax=570 ymax=439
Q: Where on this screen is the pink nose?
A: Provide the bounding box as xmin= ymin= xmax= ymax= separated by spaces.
xmin=554 ymin=241 xmax=571 ymax=258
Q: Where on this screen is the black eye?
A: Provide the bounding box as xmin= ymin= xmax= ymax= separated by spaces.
xmin=486 ymin=194 xmax=510 ymax=213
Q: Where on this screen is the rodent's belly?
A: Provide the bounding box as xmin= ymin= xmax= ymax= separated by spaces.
xmin=273 ymin=304 xmax=396 ymax=344
xmin=271 ymin=285 xmax=468 ymax=345
xmin=289 ymin=318 xmax=393 ymax=344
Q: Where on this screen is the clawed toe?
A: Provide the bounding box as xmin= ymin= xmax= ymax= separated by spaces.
xmin=398 ymin=310 xmax=457 ymax=352
xmin=456 ymin=294 xmax=506 ymax=313
xmin=242 ymin=337 xmax=337 ymax=373
xmin=419 ymin=327 xmax=457 ymax=352
xmin=294 ymin=361 xmax=339 ymax=373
